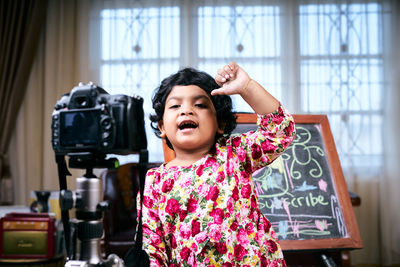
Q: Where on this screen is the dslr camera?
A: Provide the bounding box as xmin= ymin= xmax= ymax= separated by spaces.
xmin=51 ymin=83 xmax=148 ymax=266
xmin=51 ymin=82 xmax=147 ymax=156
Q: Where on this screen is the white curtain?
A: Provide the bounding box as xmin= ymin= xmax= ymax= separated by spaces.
xmin=379 ymin=0 xmax=400 ymax=263
xmin=345 ymin=1 xmax=400 ymax=265
xmin=8 ymin=0 xmax=400 ymax=265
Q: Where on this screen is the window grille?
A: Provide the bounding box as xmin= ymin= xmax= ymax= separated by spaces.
xmin=92 ymin=0 xmax=384 ymax=168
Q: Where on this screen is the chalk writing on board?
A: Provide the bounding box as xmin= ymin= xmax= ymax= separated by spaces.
xmin=234 ymin=123 xmax=348 ymax=240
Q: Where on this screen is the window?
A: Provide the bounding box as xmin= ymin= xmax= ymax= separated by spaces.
xmin=91 ymin=0 xmax=384 ymax=169
xmin=92 ymin=2 xmax=181 ymax=162
xmin=299 ymin=3 xmax=384 ymax=169
xmin=196 ymin=4 xmax=282 ymax=112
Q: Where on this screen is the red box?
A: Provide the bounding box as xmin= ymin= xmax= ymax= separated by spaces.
xmin=0 ymin=212 xmax=58 ymax=259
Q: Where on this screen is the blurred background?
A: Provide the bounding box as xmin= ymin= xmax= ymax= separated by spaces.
xmin=0 ymin=0 xmax=399 ymax=265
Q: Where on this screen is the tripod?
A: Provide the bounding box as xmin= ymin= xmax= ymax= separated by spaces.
xmin=56 ymin=152 xmax=127 ymax=267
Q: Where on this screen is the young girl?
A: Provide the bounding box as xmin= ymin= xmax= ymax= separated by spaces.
xmin=141 ymin=62 xmax=295 ymax=266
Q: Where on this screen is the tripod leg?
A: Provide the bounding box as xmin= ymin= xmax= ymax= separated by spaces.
xmin=319 ymin=253 xmax=338 ymax=267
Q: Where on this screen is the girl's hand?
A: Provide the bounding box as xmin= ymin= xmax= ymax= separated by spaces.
xmin=213 ymin=61 xmax=280 ymax=114
xmin=212 ymin=62 xmax=250 ymax=96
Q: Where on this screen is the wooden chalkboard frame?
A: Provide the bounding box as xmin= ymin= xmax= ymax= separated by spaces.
xmin=162 ymin=114 xmax=362 ymax=251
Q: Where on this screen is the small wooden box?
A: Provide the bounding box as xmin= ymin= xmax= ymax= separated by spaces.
xmin=0 ymin=213 xmax=58 ymax=259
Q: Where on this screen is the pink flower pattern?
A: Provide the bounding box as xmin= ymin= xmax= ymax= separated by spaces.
xmin=140 ymin=104 xmax=295 ymax=266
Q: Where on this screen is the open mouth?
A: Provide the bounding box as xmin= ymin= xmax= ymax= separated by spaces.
xmin=178 ymin=120 xmax=198 ymax=130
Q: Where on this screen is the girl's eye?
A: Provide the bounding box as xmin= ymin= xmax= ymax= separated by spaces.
xmin=195 ymin=103 xmax=207 ymax=108
xmin=169 ymin=104 xmax=180 ymax=109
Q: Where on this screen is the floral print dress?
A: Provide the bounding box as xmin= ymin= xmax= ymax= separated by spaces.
xmin=140 ymin=104 xmax=296 ymax=266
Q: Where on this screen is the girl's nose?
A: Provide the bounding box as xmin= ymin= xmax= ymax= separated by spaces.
xmin=180 ymin=106 xmax=193 ymax=115
xmin=180 ymin=110 xmax=193 ymax=116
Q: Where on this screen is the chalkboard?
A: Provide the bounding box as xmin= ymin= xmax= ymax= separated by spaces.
xmin=162 ymin=114 xmax=362 ymax=251
xmin=234 ymin=114 xmax=362 ymax=251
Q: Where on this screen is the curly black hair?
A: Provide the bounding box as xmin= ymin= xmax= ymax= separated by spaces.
xmin=150 ymin=67 xmax=237 ymax=150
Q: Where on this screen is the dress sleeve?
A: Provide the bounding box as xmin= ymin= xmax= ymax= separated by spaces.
xmin=137 ymin=169 xmax=169 ymax=266
xmin=228 ymin=103 xmax=296 ymax=173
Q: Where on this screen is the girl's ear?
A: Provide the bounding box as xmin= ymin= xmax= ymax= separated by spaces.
xmin=217 ymin=121 xmax=225 ymax=135
xmin=158 ymin=121 xmax=167 ymax=138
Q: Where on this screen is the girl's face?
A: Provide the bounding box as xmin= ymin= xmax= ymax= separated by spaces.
xmin=158 ymin=85 xmax=223 ymax=155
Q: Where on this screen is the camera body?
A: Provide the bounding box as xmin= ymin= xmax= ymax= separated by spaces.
xmin=51 ymin=83 xmax=147 ymax=156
